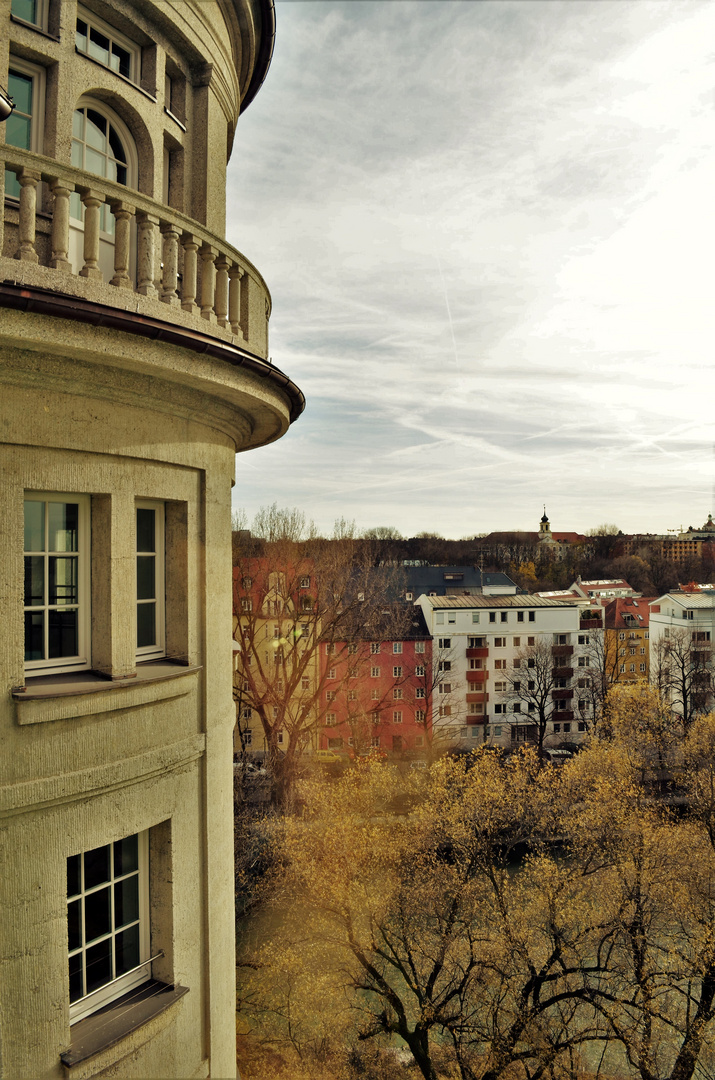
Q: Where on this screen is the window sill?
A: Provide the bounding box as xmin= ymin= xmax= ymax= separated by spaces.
xmin=13 ymin=661 xmax=201 ymax=725
xmin=61 ymin=981 xmax=188 ymax=1069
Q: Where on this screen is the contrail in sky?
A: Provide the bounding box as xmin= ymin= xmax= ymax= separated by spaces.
xmin=435 ymin=252 xmax=459 ymax=369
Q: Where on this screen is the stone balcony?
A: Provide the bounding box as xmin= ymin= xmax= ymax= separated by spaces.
xmin=1 ymin=148 xmax=304 ymax=422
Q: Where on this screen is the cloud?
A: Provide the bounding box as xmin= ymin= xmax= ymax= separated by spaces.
xmin=227 ymin=0 xmax=715 ymax=537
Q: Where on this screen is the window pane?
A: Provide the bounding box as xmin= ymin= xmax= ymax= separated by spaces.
xmin=24 ymin=556 xmax=45 ymax=605
xmin=6 ymin=112 xmax=30 ymax=151
xmin=85 ymin=146 xmax=107 ymax=177
xmin=24 ymin=500 xmax=44 ymax=551
xmin=136 ymin=509 xmax=155 ymax=552
xmin=88 ymin=27 xmax=110 ymax=67
xmin=67 ymin=854 xmax=81 ymax=898
xmin=12 ymin=0 xmax=38 ymax=24
xmin=48 ymin=609 xmax=78 ymax=658
xmin=69 ymin=953 xmax=83 ymax=1003
xmin=49 ymin=557 xmax=78 ymax=605
xmin=114 ymin=834 xmax=138 ymax=876
xmin=136 ymin=556 xmax=155 ymax=600
xmin=112 ymin=44 xmax=131 ymax=80
xmin=72 ymin=108 xmax=84 ymax=139
xmin=84 ymin=885 xmax=111 ymax=943
xmin=85 ymin=938 xmax=112 ymax=994
xmin=68 ymin=899 xmax=82 ymax=952
xmin=84 ymin=845 xmax=110 ymax=890
xmin=24 ymin=611 xmax=44 ymax=661
xmin=108 ymin=126 xmax=127 ymax=163
xmin=114 ymin=876 xmax=139 ymax=928
xmin=48 ymin=502 xmax=78 ymax=552
xmin=85 ymin=109 xmax=107 ymax=148
xmin=116 ymin=925 xmax=140 ymax=976
xmin=8 ymin=70 xmax=33 ymax=116
xmin=137 ymin=603 xmax=156 ymax=648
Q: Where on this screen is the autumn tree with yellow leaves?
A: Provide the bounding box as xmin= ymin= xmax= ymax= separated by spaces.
xmin=237 ymin=687 xmax=715 ymax=1080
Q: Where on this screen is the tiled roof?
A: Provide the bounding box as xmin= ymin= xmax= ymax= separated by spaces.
xmin=420 ymin=594 xmax=579 ymax=610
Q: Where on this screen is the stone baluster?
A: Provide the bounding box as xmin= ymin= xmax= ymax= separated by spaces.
xmin=181 ymin=234 xmax=199 ymax=315
xmin=79 ymin=188 xmax=103 ymax=279
xmin=228 ymin=265 xmax=244 ymax=337
xmin=109 ymin=201 xmax=135 ymax=288
xmin=160 ymin=223 xmax=180 ymax=305
xmin=16 ymin=169 xmax=41 ymax=263
xmin=136 ymin=212 xmax=159 ymax=297
xmin=240 ymin=269 xmax=250 ymax=342
xmin=200 ymin=243 xmax=217 ymax=323
xmin=214 ymin=254 xmax=229 ymax=327
xmin=49 ymin=180 xmax=73 ymax=272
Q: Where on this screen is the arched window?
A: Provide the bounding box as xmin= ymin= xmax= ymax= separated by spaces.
xmin=69 ymin=102 xmax=136 ymax=279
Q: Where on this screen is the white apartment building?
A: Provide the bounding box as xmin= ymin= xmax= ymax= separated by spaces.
xmin=649 ymin=592 xmax=715 ymax=719
xmin=416 ymin=595 xmax=590 ymax=750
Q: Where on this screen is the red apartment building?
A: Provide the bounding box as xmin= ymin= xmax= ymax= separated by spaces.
xmin=318 ymin=609 xmax=433 ymax=758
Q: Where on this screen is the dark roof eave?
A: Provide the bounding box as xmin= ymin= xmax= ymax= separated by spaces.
xmin=240 ymin=0 xmax=276 ymax=114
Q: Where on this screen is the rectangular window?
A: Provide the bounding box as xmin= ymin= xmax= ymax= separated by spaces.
xmin=436 ymin=612 xmax=444 ymax=625
xmin=325 ymin=712 xmax=336 ymax=725
xmin=11 ymin=0 xmax=49 ymax=29
xmin=371 ymin=666 xmax=380 ymax=678
xmin=469 ymin=658 xmax=483 ymax=670
xmin=578 ymin=656 xmax=590 ymax=667
xmin=371 ymin=689 xmax=380 ymax=700
xmin=393 ymin=666 xmax=403 ymax=678
xmin=494 ymin=725 xmax=502 ymax=736
xmin=76 ymin=7 xmax=140 ymax=83
xmin=489 ymin=612 xmax=496 ymax=623
xmin=301 ymin=676 xmax=310 ymax=690
xmin=371 ymin=736 xmax=381 ymax=748
xmin=527 ymin=636 xmax=535 ymax=646
xmin=5 ymin=58 xmax=45 ymax=200
xmin=136 ymin=503 xmax=165 ymax=660
xmin=24 ymin=493 xmax=90 ymax=675
xmin=415 ymin=664 xmax=425 ymax=676
xmin=494 ymin=681 xmax=507 ymax=692
xmin=415 ymin=710 xmax=425 ymax=723
xmin=300 ymin=576 xmax=310 ymax=588
xmin=440 ymin=683 xmax=452 ymax=694
xmin=500 ymin=612 xmax=508 ymax=623
xmin=326 ymin=691 xmax=335 ymax=702
xmin=578 ymin=721 xmax=586 ymax=732
xmin=438 ymin=660 xmax=451 ymax=672
xmin=494 ymin=704 xmax=504 ymax=714
xmin=494 ymin=637 xmax=506 ymax=648
xmin=472 ymin=612 xmax=480 ymax=623
xmin=348 ymin=643 xmax=358 ymax=654
xmin=393 ymin=688 xmax=403 ymax=700
xmin=438 ymin=705 xmax=452 ymax=717
xmin=528 ymin=612 xmax=535 ymax=622
xmin=67 ymin=832 xmax=149 ymax=1023
xmin=326 ymin=643 xmax=335 ymax=655
xmin=494 ymin=659 xmax=506 ymax=670
xmin=393 ymin=710 xmax=402 ymax=723
xmin=438 ymin=638 xmax=451 ymax=649
xmin=393 ymin=642 xmax=403 ymax=654
xmin=640 ymin=663 xmax=646 ymax=672
xmin=578 ymin=635 xmax=590 ymax=645
xmin=513 ymin=703 xmax=521 ymax=712
xmin=448 ymin=612 xmax=456 ymax=624
xmin=370 ymin=642 xmax=380 ymax=654
xmin=513 ymin=637 xmax=520 ymax=647
xmin=553 ymin=723 xmax=561 ymax=733
xmin=327 ymin=667 xmax=336 ymax=679
xmin=415 ymin=641 xmax=425 ymax=653
xmin=563 ymin=723 xmax=571 ymax=733
xmin=468 ymin=636 xmax=485 ymax=648
xmin=415 ymin=687 xmax=425 ymax=698
xmin=347 ymin=690 xmax=357 ymax=701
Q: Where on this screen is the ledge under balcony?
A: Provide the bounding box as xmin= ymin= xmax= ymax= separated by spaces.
xmin=0 ymin=148 xmax=304 ymax=427
xmin=466 ymin=692 xmax=488 ymax=704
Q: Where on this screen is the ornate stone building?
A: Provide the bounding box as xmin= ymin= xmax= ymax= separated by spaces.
xmin=0 ymin=1 xmax=302 ymax=1076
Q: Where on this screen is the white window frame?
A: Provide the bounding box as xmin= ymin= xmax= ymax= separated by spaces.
xmin=11 ymin=0 xmax=50 ymax=31
xmin=5 ymin=58 xmax=46 ymax=199
xmin=415 ymin=641 xmax=425 ymax=654
xmin=393 ymin=642 xmax=403 ymax=654
xmin=136 ymin=501 xmax=165 ymax=661
xmin=75 ymin=6 xmax=141 ymax=84
xmin=24 ymin=492 xmax=91 ymax=677
xmin=68 ymin=831 xmax=150 ymax=1024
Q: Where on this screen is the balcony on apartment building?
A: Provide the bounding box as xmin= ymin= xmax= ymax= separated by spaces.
xmin=466 ymin=647 xmax=489 ymax=659
xmin=552 ymin=666 xmax=574 ymax=679
xmin=466 ymin=692 xmax=488 ymax=704
xmin=1 ymin=147 xmax=302 ymax=419
xmin=553 ymin=711 xmax=575 ymax=723
xmin=551 ymin=644 xmax=574 ymax=658
xmin=551 ymin=689 xmax=574 ymax=701
xmin=466 ymin=669 xmax=488 ymax=684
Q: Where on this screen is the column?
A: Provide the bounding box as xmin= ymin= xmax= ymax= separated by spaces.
xmin=136 ymin=212 xmax=159 ymax=297
xmin=181 ymin=234 xmax=199 ymax=315
xmin=109 ymin=201 xmax=135 ymax=289
xmin=16 ymin=169 xmax=41 ymax=263
xmin=214 ymin=254 xmax=229 ymax=327
xmin=160 ymin=223 xmax=180 ymax=305
xmin=200 ymin=243 xmax=217 ymax=323
xmin=228 ymin=265 xmax=244 ymax=337
xmin=79 ymin=188 xmax=103 ymax=280
xmin=49 ymin=180 xmax=73 ymax=272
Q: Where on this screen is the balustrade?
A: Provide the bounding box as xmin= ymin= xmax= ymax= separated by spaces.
xmin=1 ymin=152 xmax=260 ymax=351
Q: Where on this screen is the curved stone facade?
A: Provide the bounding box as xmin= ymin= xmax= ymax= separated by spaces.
xmin=0 ymin=2 xmax=296 ymax=1077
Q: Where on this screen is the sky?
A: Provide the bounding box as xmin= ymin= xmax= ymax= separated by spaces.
xmin=226 ymin=0 xmax=715 ymax=540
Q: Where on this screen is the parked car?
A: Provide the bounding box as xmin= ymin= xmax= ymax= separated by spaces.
xmin=315 ymin=749 xmax=341 ymax=763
